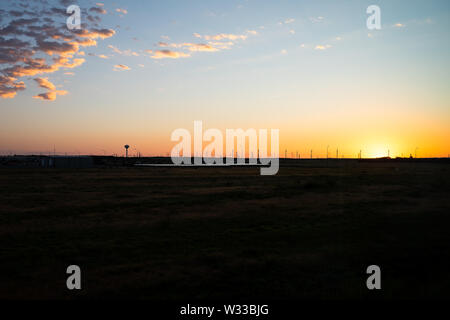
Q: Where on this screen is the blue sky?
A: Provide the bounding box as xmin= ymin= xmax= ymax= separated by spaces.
xmin=1 ymin=0 xmax=449 ymax=157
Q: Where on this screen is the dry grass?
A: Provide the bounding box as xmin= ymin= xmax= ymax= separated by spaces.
xmin=0 ymin=162 xmax=449 ymax=299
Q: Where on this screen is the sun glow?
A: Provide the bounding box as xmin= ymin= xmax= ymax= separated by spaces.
xmin=364 ymin=144 xmax=392 ymax=158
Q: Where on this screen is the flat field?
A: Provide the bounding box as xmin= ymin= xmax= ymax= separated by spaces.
xmin=0 ymin=161 xmax=449 ymax=299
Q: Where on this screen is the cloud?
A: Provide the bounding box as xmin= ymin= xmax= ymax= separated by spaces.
xmin=206 ymin=41 xmax=234 ymax=50
xmin=74 ymin=28 xmax=115 ymax=39
xmin=33 ymin=77 xmax=55 ymax=91
xmin=89 ymin=7 xmax=107 ymax=15
xmin=108 ymin=44 xmax=122 ymax=54
xmin=157 ymin=42 xmax=172 ymax=47
xmin=0 ymin=0 xmax=115 ymax=100
xmin=310 ymin=16 xmax=325 ymax=23
xmin=113 ymin=64 xmax=131 ymax=71
xmin=315 ymin=44 xmax=332 ymax=50
xmin=197 ymin=30 xmax=256 ymax=43
xmin=186 ymin=43 xmax=218 ymax=52
xmin=158 ymin=42 xmax=218 ymax=52
xmin=151 ymin=50 xmax=191 ymax=59
xmin=0 ymin=76 xmax=25 ymax=98
xmin=278 ymin=18 xmax=295 ymax=25
xmin=76 ymin=38 xmax=98 ymax=47
xmin=32 ymin=77 xmax=67 ymax=101
xmin=33 ymin=90 xmax=68 ymax=101
xmin=36 ymin=39 xmax=79 ymax=56
xmin=98 ymin=54 xmax=109 ymax=59
xmin=246 ymin=30 xmax=258 ymax=35
xmin=149 ymin=30 xmax=255 ymax=61
xmin=108 ymin=45 xmax=139 ymax=56
xmin=202 ymin=33 xmax=248 ymax=41
xmin=116 ymin=8 xmax=128 ymax=14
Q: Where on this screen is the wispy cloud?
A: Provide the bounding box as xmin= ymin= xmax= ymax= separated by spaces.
xmin=116 ymin=8 xmax=128 ymax=15
xmin=0 ymin=76 xmax=25 ymax=99
xmin=315 ymin=44 xmax=332 ymax=50
xmin=158 ymin=42 xmax=219 ymax=52
xmin=108 ymin=45 xmax=139 ymax=56
xmin=310 ymin=16 xmax=325 ymax=23
xmin=186 ymin=43 xmax=219 ymax=52
xmin=89 ymin=7 xmax=107 ymax=15
xmin=33 ymin=90 xmax=68 ymax=101
xmin=278 ymin=18 xmax=295 ymax=25
xmin=33 ymin=77 xmax=56 ymax=91
xmin=149 ymin=30 xmax=255 ymax=60
xmin=32 ymin=77 xmax=67 ymax=101
xmin=113 ymin=64 xmax=131 ymax=71
xmin=151 ymin=50 xmax=191 ymax=59
xmin=200 ymin=33 xmax=248 ymax=41
xmin=284 ymin=18 xmax=295 ymax=24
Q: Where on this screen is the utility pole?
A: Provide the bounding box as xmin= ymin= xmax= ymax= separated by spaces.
xmin=310 ymin=149 xmax=312 ymax=159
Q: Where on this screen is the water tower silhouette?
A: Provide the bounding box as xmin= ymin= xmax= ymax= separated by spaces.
xmin=124 ymin=145 xmax=129 ymax=158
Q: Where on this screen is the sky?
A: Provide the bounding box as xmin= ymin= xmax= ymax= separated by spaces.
xmin=0 ymin=0 xmax=449 ymax=158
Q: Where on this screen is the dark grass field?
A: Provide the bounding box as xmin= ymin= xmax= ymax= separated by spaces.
xmin=1 ymin=161 xmax=449 ymax=300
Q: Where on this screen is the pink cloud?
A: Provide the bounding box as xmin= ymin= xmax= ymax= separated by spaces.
xmin=0 ymin=1 xmax=115 ymax=100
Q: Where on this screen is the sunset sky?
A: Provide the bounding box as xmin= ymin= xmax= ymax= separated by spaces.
xmin=1 ymin=0 xmax=449 ymax=158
